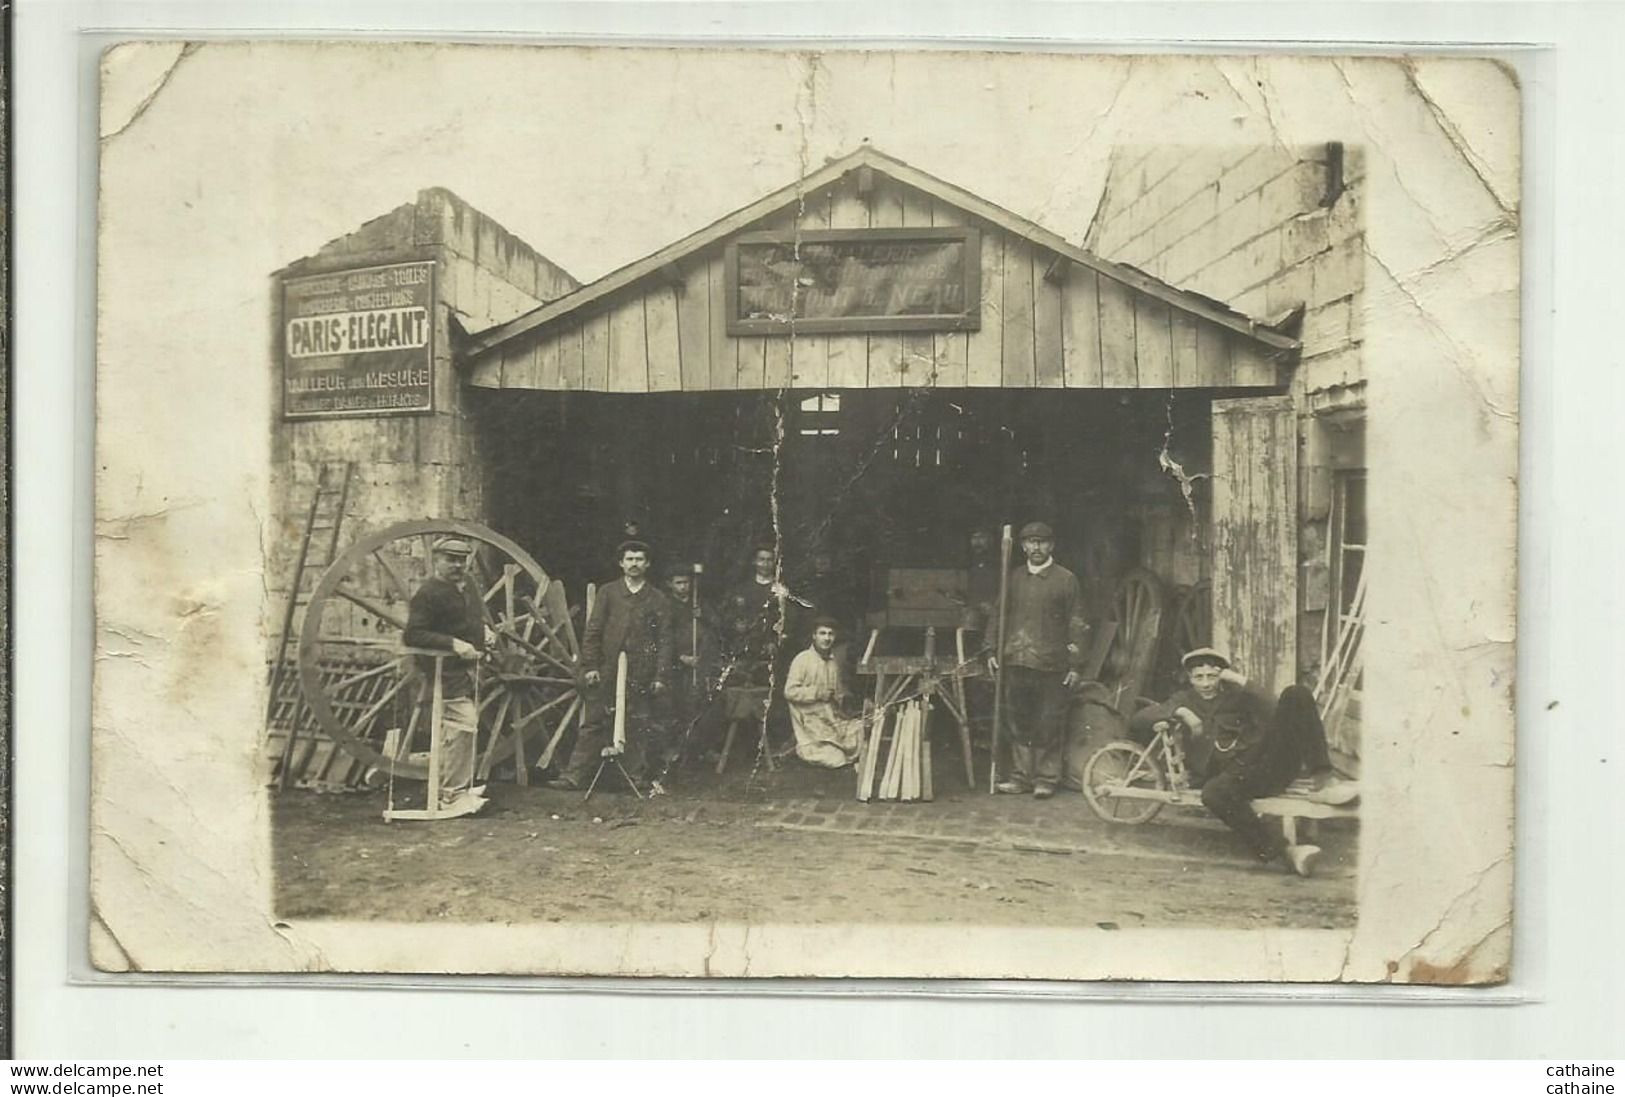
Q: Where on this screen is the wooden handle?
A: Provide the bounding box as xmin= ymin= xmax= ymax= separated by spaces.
xmin=613 ymin=651 xmax=629 ymax=751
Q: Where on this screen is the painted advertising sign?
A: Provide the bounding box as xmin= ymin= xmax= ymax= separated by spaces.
xmin=282 ymin=261 xmax=436 ymax=418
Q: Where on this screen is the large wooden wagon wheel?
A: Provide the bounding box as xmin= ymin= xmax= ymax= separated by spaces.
xmin=1099 ymin=567 xmax=1166 ymax=708
xmin=297 ymin=518 xmax=583 ymax=784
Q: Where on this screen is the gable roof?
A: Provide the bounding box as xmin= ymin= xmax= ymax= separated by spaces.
xmin=465 ymin=146 xmax=1299 ymax=361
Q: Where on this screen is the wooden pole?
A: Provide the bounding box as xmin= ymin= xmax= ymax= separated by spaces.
xmin=613 ymin=650 xmax=629 ymax=753
xmin=426 ymin=655 xmax=444 ymax=812
xmin=691 ymin=563 xmax=703 ymax=692
xmin=989 ymin=524 xmax=1013 ymax=794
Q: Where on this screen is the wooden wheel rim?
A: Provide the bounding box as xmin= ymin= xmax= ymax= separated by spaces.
xmin=296 ymin=518 xmax=579 ymax=781
xmin=1103 ymin=567 xmax=1165 ymax=681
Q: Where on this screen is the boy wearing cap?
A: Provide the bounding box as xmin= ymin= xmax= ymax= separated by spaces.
xmin=783 ymin=618 xmax=865 ymax=768
xmin=1131 ymin=649 xmax=1358 ymax=876
xmin=402 ymin=537 xmax=491 ymax=811
xmin=549 ymin=540 xmax=676 ymax=790
xmin=988 ymin=521 xmax=1089 ymax=799
xmin=665 ymin=565 xmax=720 ymax=760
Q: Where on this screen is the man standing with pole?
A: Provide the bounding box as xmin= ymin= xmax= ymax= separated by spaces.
xmin=987 ymin=522 xmax=1089 ymax=800
xmin=547 ymin=540 xmax=676 ymax=791
xmin=402 ymin=537 xmax=490 ymax=814
xmin=663 ymin=562 xmax=718 ymax=770
xmin=988 ymin=525 xmax=1012 ymax=795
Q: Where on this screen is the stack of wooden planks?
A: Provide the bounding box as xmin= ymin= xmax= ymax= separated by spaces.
xmin=263 ymin=646 xmax=399 ymax=792
xmin=856 ymin=699 xmax=934 ymax=803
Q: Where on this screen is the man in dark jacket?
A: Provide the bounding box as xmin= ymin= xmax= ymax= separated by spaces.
xmin=722 ymin=544 xmax=786 ymax=688
xmin=549 ymin=540 xmax=676 ymax=789
xmin=402 ymin=536 xmax=490 ymax=811
xmin=1131 ymin=647 xmax=1358 ymax=876
xmin=989 ymin=522 xmax=1089 ymax=799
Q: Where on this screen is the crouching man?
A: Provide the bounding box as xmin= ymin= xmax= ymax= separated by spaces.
xmin=1131 ymin=648 xmax=1358 ymax=877
xmin=782 ymin=617 xmax=864 ymax=767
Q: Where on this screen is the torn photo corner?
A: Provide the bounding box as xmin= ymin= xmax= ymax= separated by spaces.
xmin=91 ymin=43 xmax=1517 ymax=983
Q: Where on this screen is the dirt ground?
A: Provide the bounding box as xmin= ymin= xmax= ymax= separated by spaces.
xmin=274 ymin=746 xmax=1358 ymax=929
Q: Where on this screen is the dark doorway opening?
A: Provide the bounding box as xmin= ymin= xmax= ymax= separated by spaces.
xmin=474 ymin=387 xmax=1214 ymax=623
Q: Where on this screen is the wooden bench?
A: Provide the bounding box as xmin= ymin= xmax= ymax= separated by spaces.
xmin=1150 ymin=780 xmax=1358 ymax=843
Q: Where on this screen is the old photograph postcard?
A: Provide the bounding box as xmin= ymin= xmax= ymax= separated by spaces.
xmin=90 ymin=44 xmax=1517 ymax=981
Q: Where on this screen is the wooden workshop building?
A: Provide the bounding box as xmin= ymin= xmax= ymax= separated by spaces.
xmin=272 ymin=145 xmax=1365 ymax=762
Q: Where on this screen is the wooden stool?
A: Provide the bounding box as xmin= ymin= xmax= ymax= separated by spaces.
xmin=715 ymin=687 xmax=773 ymax=774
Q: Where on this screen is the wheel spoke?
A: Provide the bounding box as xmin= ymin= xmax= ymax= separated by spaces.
xmin=495 ymin=674 xmax=576 ymax=687
xmin=497 ymin=627 xmax=576 ymax=677
xmin=349 ymin=676 xmax=409 ymax=738
xmin=394 ymin=683 xmax=427 ymax=760
xmin=328 ymin=656 xmax=405 ymax=694
xmin=521 ymin=599 xmax=577 ymax=663
xmin=534 ymin=695 xmax=582 ymax=770
xmin=371 ymin=549 xmax=411 ymax=601
xmin=333 ymin=588 xmax=408 ymax=632
xmin=510 ymin=688 xmax=578 ymax=732
xmin=476 ymin=693 xmax=514 ymax=779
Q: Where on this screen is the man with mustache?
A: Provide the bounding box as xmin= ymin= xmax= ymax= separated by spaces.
xmin=988 ymin=522 xmax=1089 ymax=800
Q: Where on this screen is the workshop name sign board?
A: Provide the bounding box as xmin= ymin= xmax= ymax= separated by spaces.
xmin=282 ymin=261 xmax=436 ymax=418
xmin=727 ymin=227 xmax=981 ymax=335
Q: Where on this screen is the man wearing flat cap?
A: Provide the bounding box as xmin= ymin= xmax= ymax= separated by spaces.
xmin=1131 ymin=648 xmax=1358 ymax=876
xmin=402 ymin=536 xmax=491 ymax=811
xmin=988 ymin=521 xmax=1090 ymax=799
xmin=549 ymin=539 xmax=676 ymax=790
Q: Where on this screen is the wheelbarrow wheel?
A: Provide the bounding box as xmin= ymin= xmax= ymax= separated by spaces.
xmin=1082 ymin=740 xmax=1168 ymax=825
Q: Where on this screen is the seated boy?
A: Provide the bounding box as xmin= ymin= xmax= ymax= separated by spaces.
xmin=1131 ymin=648 xmax=1358 ymax=877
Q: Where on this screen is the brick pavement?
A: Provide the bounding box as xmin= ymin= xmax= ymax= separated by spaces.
xmin=752 ymin=789 xmax=1358 ymax=876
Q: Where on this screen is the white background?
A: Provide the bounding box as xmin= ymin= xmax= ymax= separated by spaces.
xmin=12 ymin=0 xmax=1621 ymax=1058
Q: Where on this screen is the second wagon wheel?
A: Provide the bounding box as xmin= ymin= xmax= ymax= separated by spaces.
xmin=1156 ymin=580 xmax=1213 ymax=692
xmin=296 ymin=518 xmax=583 ymax=784
xmin=1099 ymin=567 xmax=1166 ymax=707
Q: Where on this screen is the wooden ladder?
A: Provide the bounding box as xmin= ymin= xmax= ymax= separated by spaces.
xmin=269 ymin=460 xmax=355 ymax=790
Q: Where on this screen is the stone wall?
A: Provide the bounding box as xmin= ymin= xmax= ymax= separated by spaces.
xmin=267 ymin=189 xmax=578 ymax=626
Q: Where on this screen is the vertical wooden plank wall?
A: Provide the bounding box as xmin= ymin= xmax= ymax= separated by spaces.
xmin=676 ymin=258 xmax=711 ymax=392
xmin=1171 ymin=311 xmax=1200 ymax=388
xmin=866 ymin=179 xmax=908 ymax=387
xmin=459 ymin=178 xmax=1286 ymax=395
xmin=558 ymin=321 xmax=584 ymax=391
xmin=1061 ymin=266 xmax=1103 ymax=388
xmin=538 ymin=331 xmax=561 ymax=390
xmin=826 ymin=177 xmax=871 ymax=389
xmin=1000 ymin=238 xmax=1037 ymax=387
xmin=929 ymin=200 xmax=969 ymax=387
xmin=582 ymin=313 xmax=611 ymax=391
xmin=1099 ymin=277 xmax=1139 ymax=387
xmin=1135 ymin=298 xmax=1174 ymax=388
xmin=1210 ymin=396 xmax=1298 ymax=695
xmin=708 ymin=255 xmax=734 ymax=392
xmin=791 ymin=191 xmax=831 ymax=389
xmin=965 ymin=227 xmax=1004 ymax=387
xmin=898 ymin=188 xmax=937 ymax=387
xmin=1033 ymin=260 xmax=1065 ymax=389
xmin=645 ymin=286 xmax=683 ymax=392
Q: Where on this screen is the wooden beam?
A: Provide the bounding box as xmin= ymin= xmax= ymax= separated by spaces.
xmin=1043 ymin=254 xmax=1070 ymax=285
